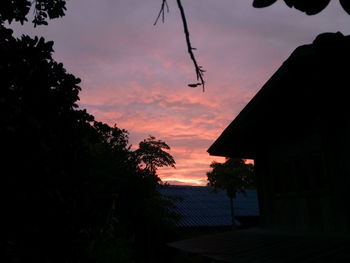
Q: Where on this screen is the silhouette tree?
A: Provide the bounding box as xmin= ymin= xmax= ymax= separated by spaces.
xmin=1 ymin=2 xmax=178 ymax=262
xmin=0 ymin=26 xmax=178 ymax=261
xmin=253 ymin=0 xmax=350 ymax=15
xmin=135 ymin=136 xmax=176 ymax=178
xmin=1 ymin=25 xmax=96 ymax=261
xmin=0 ymin=0 xmax=67 ymax=26
xmin=207 ymin=158 xmax=255 ymax=227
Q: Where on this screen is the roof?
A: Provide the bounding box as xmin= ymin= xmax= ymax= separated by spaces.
xmin=158 ymin=185 xmax=259 ymax=227
xmin=169 ymin=228 xmax=350 ymax=262
xmin=208 ymin=32 xmax=350 ymax=159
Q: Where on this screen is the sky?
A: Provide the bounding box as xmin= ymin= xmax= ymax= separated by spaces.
xmin=10 ymin=0 xmax=350 ymax=185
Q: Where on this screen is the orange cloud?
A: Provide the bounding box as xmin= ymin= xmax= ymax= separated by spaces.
xmin=79 ymin=83 xmax=237 ymax=185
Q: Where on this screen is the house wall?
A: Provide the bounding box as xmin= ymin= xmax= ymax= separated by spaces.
xmin=256 ymin=124 xmax=350 ymax=234
xmin=325 ymin=115 xmax=350 ymax=233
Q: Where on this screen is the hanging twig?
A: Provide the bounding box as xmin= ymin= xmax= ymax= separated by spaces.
xmin=154 ymin=0 xmax=170 ymax=25
xmin=154 ymin=0 xmax=206 ymax=91
xmin=176 ymin=0 xmax=205 ymax=92
xmin=176 ymin=0 xmax=205 ymax=91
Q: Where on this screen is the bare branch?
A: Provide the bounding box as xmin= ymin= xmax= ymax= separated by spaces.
xmin=154 ymin=0 xmax=169 ymax=25
xmin=154 ymin=0 xmax=206 ymax=91
xmin=176 ymin=0 xmax=205 ymax=91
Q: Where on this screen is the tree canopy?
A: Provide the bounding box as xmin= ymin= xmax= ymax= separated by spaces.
xmin=0 ymin=0 xmax=67 ymax=26
xmin=1 ymin=2 xmax=178 ymax=262
xmin=253 ymin=0 xmax=350 ymax=15
xmin=207 ymin=158 xmax=256 ymax=227
xmin=207 ymin=158 xmax=256 ymax=199
xmin=136 ymin=136 xmax=176 ymax=175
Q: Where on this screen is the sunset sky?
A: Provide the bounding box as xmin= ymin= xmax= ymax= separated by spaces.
xmin=11 ymin=0 xmax=350 ymax=185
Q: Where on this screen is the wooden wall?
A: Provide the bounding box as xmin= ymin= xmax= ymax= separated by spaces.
xmin=255 ymin=122 xmax=350 ymax=234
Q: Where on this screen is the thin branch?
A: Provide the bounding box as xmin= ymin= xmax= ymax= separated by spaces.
xmin=154 ymin=0 xmax=206 ymax=91
xmin=176 ymin=0 xmax=205 ymax=92
xmin=154 ymin=0 xmax=169 ymax=25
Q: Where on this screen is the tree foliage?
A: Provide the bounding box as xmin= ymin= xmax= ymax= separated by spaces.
xmin=0 ymin=0 xmax=67 ymax=26
xmin=253 ymin=0 xmax=350 ymax=15
xmin=207 ymin=158 xmax=256 ymax=199
xmin=207 ymin=158 xmax=255 ymax=227
xmin=136 ymin=136 xmax=176 ymax=175
xmin=0 ymin=3 xmax=177 ymax=262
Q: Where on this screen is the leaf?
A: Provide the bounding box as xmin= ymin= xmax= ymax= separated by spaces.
xmin=252 ymin=0 xmax=278 ymax=8
xmin=188 ymin=83 xmax=201 ymax=88
xmin=283 ymin=0 xmax=330 ymax=15
xmin=340 ymin=0 xmax=350 ymax=15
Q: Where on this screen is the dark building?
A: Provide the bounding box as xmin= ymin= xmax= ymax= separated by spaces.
xmin=169 ymin=33 xmax=350 ymax=262
xmin=208 ymin=32 xmax=350 ymax=234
